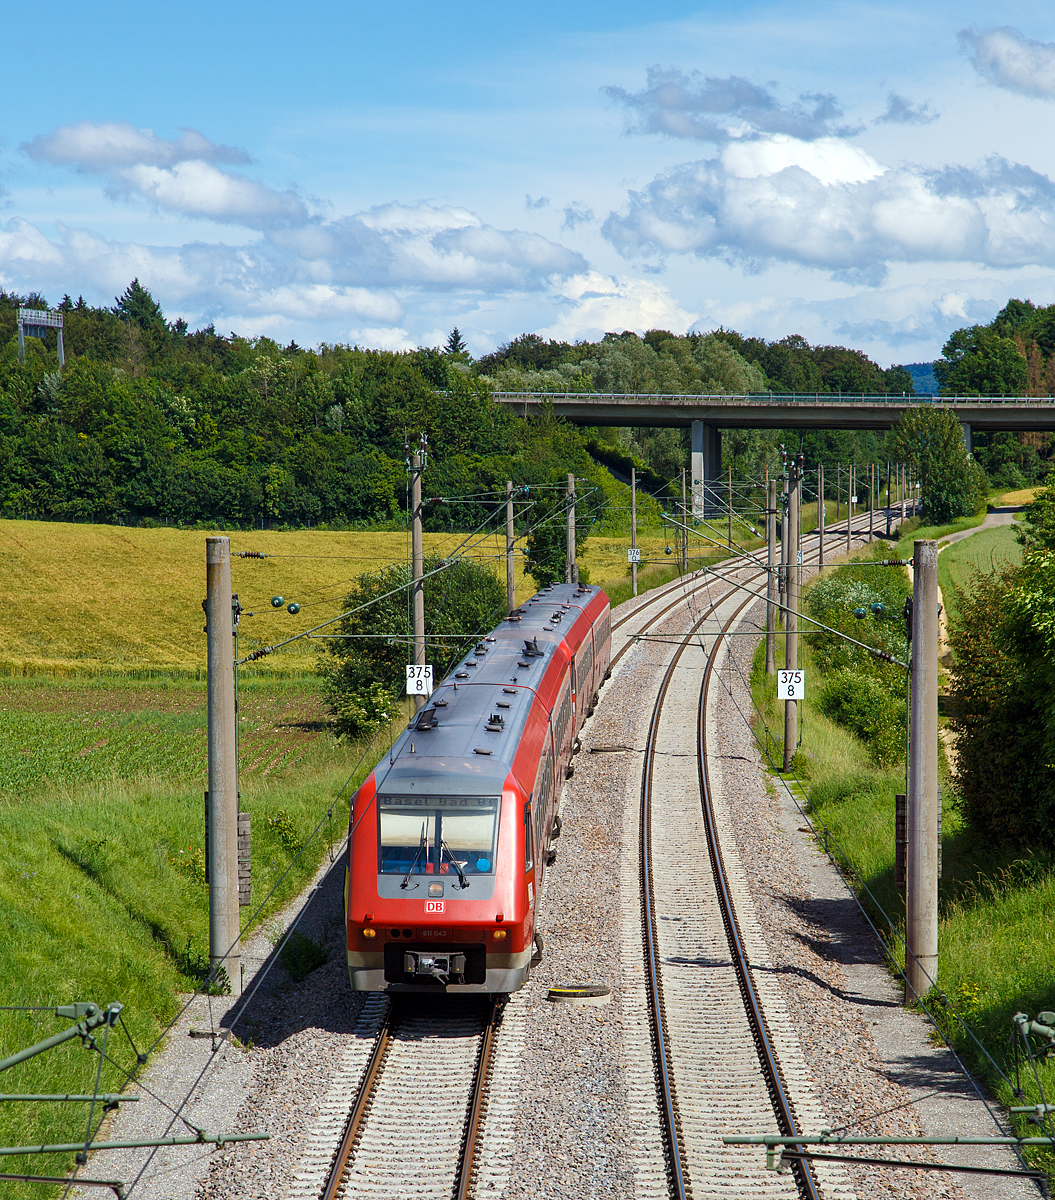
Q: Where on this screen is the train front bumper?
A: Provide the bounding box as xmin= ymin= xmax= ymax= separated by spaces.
xmin=347 ymin=947 xmax=532 ymax=994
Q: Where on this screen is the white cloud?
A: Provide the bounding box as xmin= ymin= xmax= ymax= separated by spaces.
xmin=603 ymin=140 xmax=1055 ymax=281
xmin=22 ymin=121 xmax=250 ymax=170
xmin=538 ymin=270 xmax=697 ymax=341
xmin=562 ymin=202 xmax=594 ymax=231
xmin=720 ymin=135 xmax=884 ymax=186
xmin=0 ymin=196 xmax=586 ymax=342
xmin=270 ymin=202 xmax=585 ymax=291
xmin=23 ymin=120 xmax=306 ymax=230
xmin=960 ymin=27 xmax=1055 ymax=99
xmin=604 ymin=67 xmax=852 ymax=143
xmin=112 ymin=162 xmax=308 ymax=228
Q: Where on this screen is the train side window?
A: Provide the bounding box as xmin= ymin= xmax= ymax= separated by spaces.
xmin=524 ymin=803 xmax=534 ymax=871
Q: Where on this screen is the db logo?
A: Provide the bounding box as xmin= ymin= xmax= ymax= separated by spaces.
xmin=425 ymin=900 xmax=445 ymax=914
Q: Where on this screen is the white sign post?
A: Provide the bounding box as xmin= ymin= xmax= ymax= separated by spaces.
xmin=406 ymin=664 xmax=434 ymax=696
xmin=777 ymin=669 xmax=804 ymax=700
xmin=627 ymin=547 xmax=641 ymax=564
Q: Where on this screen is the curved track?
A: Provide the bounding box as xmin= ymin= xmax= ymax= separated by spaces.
xmin=299 ymin=511 xmax=881 ymax=1200
xmin=634 ymin=515 xmax=882 ymax=1198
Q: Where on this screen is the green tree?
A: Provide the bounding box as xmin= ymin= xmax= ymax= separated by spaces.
xmin=321 ymin=555 xmax=507 ymax=729
xmin=934 ymin=327 xmax=1027 ymax=395
xmin=884 ymin=407 xmax=987 ymax=523
xmin=1016 ymin=468 xmax=1055 ymax=551
xmin=950 ymin=552 xmax=1055 ymax=846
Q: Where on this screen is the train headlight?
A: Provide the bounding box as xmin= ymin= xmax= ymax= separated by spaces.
xmin=362 ymin=927 xmax=377 ymax=939
xmin=493 ymin=929 xmax=507 ymax=940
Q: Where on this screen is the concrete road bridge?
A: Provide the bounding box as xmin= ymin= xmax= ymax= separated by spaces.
xmin=492 ymin=390 xmax=1055 ymax=513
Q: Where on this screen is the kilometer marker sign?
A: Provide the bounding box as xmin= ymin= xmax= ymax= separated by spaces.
xmin=406 ymin=664 xmax=434 ymax=695
xmin=777 ymin=669 xmax=804 ymax=700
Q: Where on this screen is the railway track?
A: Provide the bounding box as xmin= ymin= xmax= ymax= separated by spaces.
xmin=289 ymin=996 xmax=499 ymax=1200
xmin=291 ymin=513 xmax=879 ymax=1200
xmin=635 ymin=519 xmax=878 ymax=1198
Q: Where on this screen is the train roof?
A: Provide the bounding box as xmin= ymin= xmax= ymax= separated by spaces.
xmin=374 ymin=583 xmax=606 ymax=798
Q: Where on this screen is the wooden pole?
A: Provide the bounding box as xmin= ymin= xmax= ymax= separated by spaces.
xmin=782 ymin=461 xmax=800 ymax=771
xmin=845 ymin=465 xmax=852 ymax=557
xmin=817 ymin=463 xmax=825 ymax=569
xmin=765 ymin=479 xmax=777 ymax=676
xmin=727 ymin=464 xmax=733 ymax=550
xmin=411 ymin=452 xmax=426 ymax=713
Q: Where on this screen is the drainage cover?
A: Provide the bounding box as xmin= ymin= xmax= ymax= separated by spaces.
xmin=547 ymin=984 xmax=611 ymax=1007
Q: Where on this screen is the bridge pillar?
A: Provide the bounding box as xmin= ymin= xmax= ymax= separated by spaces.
xmin=691 ymin=421 xmax=721 ymax=517
xmin=961 ymin=421 xmax=972 ymax=456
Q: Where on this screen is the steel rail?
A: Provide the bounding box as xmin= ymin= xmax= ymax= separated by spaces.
xmin=318 ymin=998 xmax=500 ymax=1200
xmin=320 ymin=513 xmax=873 ymax=1200
xmin=454 ymin=997 xmax=501 ymax=1200
xmin=637 ymin=517 xmax=850 ymax=1199
xmin=320 ymin=1008 xmax=394 ymax=1200
xmin=696 ymin=592 xmax=822 ymax=1200
xmin=637 ymin=551 xmax=785 ymax=1197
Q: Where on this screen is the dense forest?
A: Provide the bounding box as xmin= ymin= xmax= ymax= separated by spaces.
xmin=1 ymin=283 xmax=1052 ymax=529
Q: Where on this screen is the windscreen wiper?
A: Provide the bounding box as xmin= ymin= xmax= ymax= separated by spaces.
xmin=400 ymin=823 xmax=427 ymax=890
xmin=441 ymin=840 xmax=469 ymax=889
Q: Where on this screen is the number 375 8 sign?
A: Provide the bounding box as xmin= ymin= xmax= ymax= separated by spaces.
xmin=406 ymin=664 xmax=434 ymax=696
xmin=777 ymin=669 xmax=805 ymax=700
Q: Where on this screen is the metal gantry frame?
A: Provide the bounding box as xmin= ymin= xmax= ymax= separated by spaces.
xmin=0 ymin=1002 xmax=267 ymax=1198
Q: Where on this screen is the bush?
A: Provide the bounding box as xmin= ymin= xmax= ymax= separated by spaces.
xmin=818 ymin=668 xmax=906 ymax=766
xmin=331 ymin=682 xmax=398 ymax=740
xmin=279 ymin=930 xmax=329 ymax=980
xmin=950 ymin=553 xmax=1055 ymax=847
xmin=321 ymin=554 xmax=507 ymax=714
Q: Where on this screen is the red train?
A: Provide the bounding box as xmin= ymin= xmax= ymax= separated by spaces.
xmin=345 ymin=581 xmax=611 ymax=993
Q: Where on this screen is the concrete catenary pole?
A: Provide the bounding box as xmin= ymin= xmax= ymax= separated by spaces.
xmin=681 ymin=468 xmax=688 ymax=571
xmin=411 ymin=451 xmax=426 ymax=712
xmin=631 ymin=467 xmax=638 ymax=598
xmin=845 ymin=465 xmax=853 ymax=558
xmin=566 ymin=473 xmax=577 ymax=584
xmin=765 ymin=478 xmax=777 ymax=675
xmin=727 ymin=464 xmax=734 ymax=550
xmin=206 ymin=537 xmax=241 ymax=995
xmin=817 ymin=463 xmax=825 ymax=570
xmin=906 ymin=539 xmax=939 ymax=1002
xmin=782 ymin=461 xmax=800 ymax=771
xmin=505 ymin=480 xmax=515 ymax=614
xmin=869 ymin=463 xmax=875 ymax=541
xmin=886 ymin=461 xmax=893 ymax=537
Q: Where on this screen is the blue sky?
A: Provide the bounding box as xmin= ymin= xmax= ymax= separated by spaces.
xmin=5 ymin=1 xmax=1055 ymax=365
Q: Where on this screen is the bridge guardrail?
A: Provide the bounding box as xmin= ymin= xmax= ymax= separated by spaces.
xmin=491 ymin=391 xmax=1055 ymax=406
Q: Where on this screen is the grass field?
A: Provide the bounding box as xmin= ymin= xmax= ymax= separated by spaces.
xmin=938 ymin=524 xmax=1023 ymax=624
xmin=0 ymin=673 xmax=382 ymax=1197
xmin=0 ymin=518 xmax=709 ymax=677
xmin=996 ymin=486 xmax=1042 ymax=507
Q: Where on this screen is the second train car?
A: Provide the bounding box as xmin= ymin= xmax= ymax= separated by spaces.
xmin=345 ymin=580 xmax=611 ymax=994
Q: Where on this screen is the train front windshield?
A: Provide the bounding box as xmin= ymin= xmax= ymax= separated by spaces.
xmin=378 ymin=795 xmax=500 ymax=877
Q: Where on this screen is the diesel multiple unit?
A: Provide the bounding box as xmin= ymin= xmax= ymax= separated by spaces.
xmin=345 ymin=581 xmax=611 ymax=993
